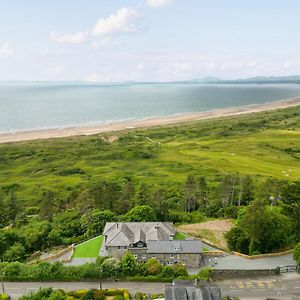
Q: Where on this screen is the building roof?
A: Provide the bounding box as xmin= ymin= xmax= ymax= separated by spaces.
xmin=147 ymin=240 xmax=202 ymax=254
xmin=103 ymin=222 xmax=175 ymax=247
xmin=165 ymin=280 xmax=221 ymax=300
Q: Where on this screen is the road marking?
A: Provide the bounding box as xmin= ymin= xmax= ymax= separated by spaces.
xmin=245 ymin=282 xmax=254 ymax=289
xmin=252 ymin=289 xmax=267 ymax=292
xmin=229 ymin=289 xmax=244 ymax=293
xmin=256 ymin=281 xmax=265 ymax=289
xmin=236 ymin=281 xmax=245 ymax=289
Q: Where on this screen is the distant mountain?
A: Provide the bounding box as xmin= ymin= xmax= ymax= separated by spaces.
xmin=185 ymin=75 xmax=300 ymax=84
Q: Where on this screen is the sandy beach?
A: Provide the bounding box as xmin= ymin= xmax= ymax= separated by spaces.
xmin=0 ymin=97 xmax=299 ymax=144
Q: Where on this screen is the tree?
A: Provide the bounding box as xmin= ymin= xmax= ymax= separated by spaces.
xmin=89 ymin=181 xmax=121 ymax=211
xmin=6 ymin=192 xmax=21 ymax=227
xmin=183 ymin=175 xmax=198 ymax=212
xmin=81 ymin=209 xmax=117 ymax=237
xmin=22 ymin=221 xmax=52 ymax=251
xmin=197 ymin=176 xmax=209 ymax=210
xmin=238 ymin=175 xmax=254 ymax=206
xmin=122 ymin=252 xmax=137 ymax=276
xmin=117 ymin=181 xmax=135 ymax=214
xmin=239 ymin=201 xmax=292 ymax=254
xmin=225 ymin=227 xmax=250 ymax=254
xmin=124 ymin=205 xmax=157 ymax=222
xmin=3 ymin=242 xmax=26 ymax=262
xmin=0 ymin=197 xmax=7 ymax=228
xmin=78 ymin=190 xmax=95 ymax=237
xmin=151 ymin=188 xmax=169 ymax=221
xmin=39 ymin=190 xmax=56 ymax=222
xmin=282 ymin=181 xmax=300 ymax=240
xmin=135 ymin=184 xmax=150 ymax=206
xmin=219 ymin=174 xmax=239 ymax=207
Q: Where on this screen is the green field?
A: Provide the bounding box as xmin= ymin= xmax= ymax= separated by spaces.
xmin=0 ymin=105 xmax=299 ymax=204
xmin=73 ymin=235 xmax=104 ymax=258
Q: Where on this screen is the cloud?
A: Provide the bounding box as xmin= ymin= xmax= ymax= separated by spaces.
xmin=0 ymin=42 xmax=14 ymax=58
xmin=50 ymin=31 xmax=87 ymax=44
xmin=91 ymin=7 xmax=138 ymax=37
xmin=146 ymin=0 xmax=174 ymax=8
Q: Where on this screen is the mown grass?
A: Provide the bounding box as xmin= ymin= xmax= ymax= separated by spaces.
xmin=174 ymin=231 xmax=187 ymax=240
xmin=0 ymin=106 xmax=299 ymax=204
xmin=73 ymin=235 xmax=104 ymax=258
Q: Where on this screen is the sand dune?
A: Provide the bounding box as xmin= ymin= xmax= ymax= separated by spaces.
xmin=0 ymin=97 xmax=299 ymax=144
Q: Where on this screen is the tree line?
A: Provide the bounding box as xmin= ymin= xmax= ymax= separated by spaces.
xmin=0 ymin=175 xmax=299 ymax=261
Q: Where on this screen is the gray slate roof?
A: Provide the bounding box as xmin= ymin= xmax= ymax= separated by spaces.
xmin=147 ymin=240 xmax=202 ymax=254
xmin=103 ymin=222 xmax=175 ymax=247
xmin=165 ymin=280 xmax=221 ymax=300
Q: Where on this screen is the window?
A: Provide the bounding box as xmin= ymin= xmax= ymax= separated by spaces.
xmin=152 ymin=255 xmax=156 ymax=258
xmin=177 ymin=255 xmax=180 ymax=259
xmin=170 ymin=255 xmax=175 ymax=259
xmin=134 ymin=254 xmax=138 ymax=259
xmin=142 ymin=254 xmax=147 ymax=259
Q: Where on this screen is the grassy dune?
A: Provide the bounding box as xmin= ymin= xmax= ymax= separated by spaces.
xmin=0 ymin=106 xmax=299 ymax=204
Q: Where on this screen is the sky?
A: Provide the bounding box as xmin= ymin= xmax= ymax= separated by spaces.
xmin=0 ymin=0 xmax=300 ymax=82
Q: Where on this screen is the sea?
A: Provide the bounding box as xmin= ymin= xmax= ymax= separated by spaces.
xmin=0 ymin=82 xmax=300 ymax=134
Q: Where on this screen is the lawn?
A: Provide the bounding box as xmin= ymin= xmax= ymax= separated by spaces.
xmin=73 ymin=235 xmax=104 ymax=258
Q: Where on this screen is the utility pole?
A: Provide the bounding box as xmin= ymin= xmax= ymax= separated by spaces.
xmin=99 ymin=267 xmax=102 ymax=290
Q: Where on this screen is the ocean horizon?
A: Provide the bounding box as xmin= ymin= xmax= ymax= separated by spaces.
xmin=1 ymin=82 xmax=300 ymax=134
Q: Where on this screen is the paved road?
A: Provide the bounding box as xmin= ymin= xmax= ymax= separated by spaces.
xmin=2 ymin=273 xmax=300 ymax=299
xmin=204 ymin=253 xmax=296 ymax=270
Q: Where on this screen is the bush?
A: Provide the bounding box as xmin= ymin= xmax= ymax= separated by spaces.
xmin=122 ymin=252 xmax=137 ymax=276
xmin=100 ymin=258 xmax=122 ymax=278
xmin=161 ymin=266 xmax=175 ymax=278
xmin=144 ymin=258 xmax=162 ymax=276
xmin=0 ymin=295 xmax=10 ymax=300
xmin=172 ymin=264 xmax=188 ymax=277
xmin=197 ymin=267 xmax=213 ymax=281
xmin=294 ymin=242 xmax=300 ymax=266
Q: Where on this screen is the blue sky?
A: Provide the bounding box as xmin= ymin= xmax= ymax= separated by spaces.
xmin=0 ymin=0 xmax=299 ymax=81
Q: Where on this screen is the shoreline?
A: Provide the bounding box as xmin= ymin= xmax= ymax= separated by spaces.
xmin=1 ymin=97 xmax=300 ymax=144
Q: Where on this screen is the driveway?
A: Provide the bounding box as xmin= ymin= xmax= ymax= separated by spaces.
xmin=204 ymin=253 xmax=296 ymax=270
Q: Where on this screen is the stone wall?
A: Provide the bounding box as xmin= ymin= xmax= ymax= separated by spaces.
xmin=129 ymin=248 xmax=203 ymax=268
xmin=211 ymin=268 xmax=279 ymax=279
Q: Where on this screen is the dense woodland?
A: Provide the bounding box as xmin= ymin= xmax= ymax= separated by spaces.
xmin=0 ymin=106 xmax=299 ymax=261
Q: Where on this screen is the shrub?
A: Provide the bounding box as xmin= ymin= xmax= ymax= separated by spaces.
xmin=144 ymin=258 xmax=162 ymax=276
xmin=0 ymin=295 xmax=10 ymax=300
xmin=161 ymin=266 xmax=175 ymax=278
xmin=172 ymin=264 xmax=188 ymax=277
xmin=122 ymin=252 xmax=137 ymax=276
xmin=197 ymin=267 xmax=213 ymax=281
xmin=100 ymin=258 xmax=122 ymax=278
xmin=294 ymin=242 xmax=300 ymax=266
